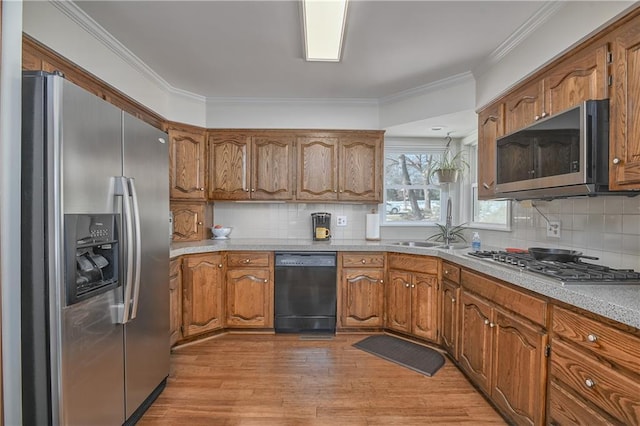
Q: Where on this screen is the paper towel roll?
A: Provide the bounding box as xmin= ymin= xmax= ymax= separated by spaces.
xmin=365 ymin=213 xmax=380 ymax=240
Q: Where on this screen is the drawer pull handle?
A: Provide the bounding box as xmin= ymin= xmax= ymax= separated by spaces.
xmin=585 ymin=379 xmax=595 ymax=388
xmin=587 ymin=334 xmax=598 ymax=342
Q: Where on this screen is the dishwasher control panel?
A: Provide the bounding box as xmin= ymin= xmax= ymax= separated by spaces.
xmin=275 ymin=252 xmax=336 ymax=267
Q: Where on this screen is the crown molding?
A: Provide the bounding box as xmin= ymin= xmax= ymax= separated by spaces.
xmin=479 ymin=1 xmax=565 ymax=73
xmin=379 ymin=72 xmax=474 ymax=105
xmin=50 ymin=0 xmax=205 ymax=103
xmin=206 ymin=96 xmax=378 ymax=105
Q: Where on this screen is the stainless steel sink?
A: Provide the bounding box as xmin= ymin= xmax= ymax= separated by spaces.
xmin=435 ymin=243 xmax=469 ymax=250
xmin=393 ymin=241 xmax=441 ymax=248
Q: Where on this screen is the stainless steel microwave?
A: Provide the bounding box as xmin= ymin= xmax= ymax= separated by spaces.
xmin=494 ymin=100 xmax=614 ymax=200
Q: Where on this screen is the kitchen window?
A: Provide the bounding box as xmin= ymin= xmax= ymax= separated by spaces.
xmin=468 ymin=144 xmax=511 ymax=230
xmin=383 ymin=141 xmax=449 ymax=225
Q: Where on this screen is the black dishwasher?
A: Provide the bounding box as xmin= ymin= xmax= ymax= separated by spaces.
xmin=274 ymin=252 xmax=337 ymax=333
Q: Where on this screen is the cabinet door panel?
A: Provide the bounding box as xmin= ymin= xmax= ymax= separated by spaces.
xmin=504 ymin=80 xmax=544 ymax=135
xmin=169 ymin=129 xmax=206 ymax=200
xmin=169 ymin=258 xmax=182 ymax=346
xmin=441 ymin=280 xmax=460 ymax=360
xmin=492 ymin=310 xmax=547 ymax=426
xmin=296 ymin=136 xmax=338 ymax=201
xmin=182 ymin=254 xmax=224 ymax=337
xmin=611 ymin=21 xmax=640 ymax=188
xmin=545 ymin=43 xmax=608 ymax=116
xmin=171 ymin=202 xmax=205 ymax=242
xmin=208 ymin=134 xmax=251 ymax=200
xmin=226 ymin=268 xmax=273 ymax=328
xmin=339 ymin=137 xmax=381 ymax=201
xmin=477 ymin=104 xmax=504 ymax=199
xmin=459 ymin=291 xmax=493 ymax=393
xmin=340 ymin=269 xmax=384 ymax=328
xmin=251 ymin=135 xmax=294 ymax=200
xmin=386 ymin=270 xmax=412 ymax=333
xmin=411 ymin=272 xmax=438 ymax=341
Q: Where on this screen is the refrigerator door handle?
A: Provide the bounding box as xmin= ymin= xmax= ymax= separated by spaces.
xmin=115 ymin=176 xmax=134 ymax=324
xmin=128 ymin=177 xmax=142 ymax=320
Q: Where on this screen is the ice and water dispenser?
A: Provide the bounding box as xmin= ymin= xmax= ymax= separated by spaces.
xmin=65 ymin=214 xmax=119 ymax=305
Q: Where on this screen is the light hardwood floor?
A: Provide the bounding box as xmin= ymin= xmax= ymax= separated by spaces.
xmin=140 ymin=333 xmax=506 ymax=425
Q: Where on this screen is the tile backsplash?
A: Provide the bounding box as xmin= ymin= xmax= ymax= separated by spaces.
xmin=212 ymin=195 xmax=640 ymax=270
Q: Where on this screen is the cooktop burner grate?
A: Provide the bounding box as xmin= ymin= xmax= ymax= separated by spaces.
xmin=467 ymin=251 xmax=640 ymax=285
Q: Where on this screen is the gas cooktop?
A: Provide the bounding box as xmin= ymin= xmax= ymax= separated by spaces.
xmin=467 ymin=251 xmax=640 ymax=286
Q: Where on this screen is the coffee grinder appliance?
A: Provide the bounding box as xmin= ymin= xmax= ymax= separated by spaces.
xmin=311 ymin=212 xmax=331 ymax=241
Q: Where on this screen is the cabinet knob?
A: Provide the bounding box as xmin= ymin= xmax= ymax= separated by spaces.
xmin=444 ymin=270 xmax=449 ymax=275
xmin=197 ymin=221 xmax=203 ymax=225
xmin=244 ymin=188 xmax=250 ymax=192
xmin=612 ymin=157 xmax=621 ymax=165
xmin=339 ymin=190 xmax=343 ymax=193
xmin=251 ymin=189 xmax=255 ymax=192
xmin=361 ymin=259 xmax=366 ymax=264
xmin=534 ymin=115 xmax=540 ymax=121
xmin=587 ymin=334 xmax=598 ymax=342
xmin=411 ymin=284 xmax=415 ymax=288
xmin=218 ymin=264 xmax=223 ymax=268
xmin=489 ymin=322 xmax=495 ymax=328
xmin=585 ymin=378 xmax=595 ymax=388
xmin=199 ymin=187 xmax=204 ymax=191
xmin=541 ymin=112 xmax=548 ymax=118
xmin=484 ymin=319 xmax=490 ymax=325
xmin=243 ymin=259 xmax=251 ymax=264
xmin=482 ymin=182 xmax=490 ymax=189
xmin=263 ymin=279 xmax=268 ymax=283
xmin=451 ymin=298 xmax=456 ymax=303
xmin=405 ymin=283 xmax=410 ymax=288
xmin=379 ymin=280 xmax=384 ymax=284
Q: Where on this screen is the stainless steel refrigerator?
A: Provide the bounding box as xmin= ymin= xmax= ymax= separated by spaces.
xmin=21 ymin=71 xmax=170 ymax=425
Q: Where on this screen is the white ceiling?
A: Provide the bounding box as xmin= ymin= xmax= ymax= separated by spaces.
xmin=73 ymin=0 xmax=550 ymax=136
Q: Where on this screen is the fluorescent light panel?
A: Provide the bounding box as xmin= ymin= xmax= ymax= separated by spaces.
xmin=303 ymin=0 xmax=348 ymax=62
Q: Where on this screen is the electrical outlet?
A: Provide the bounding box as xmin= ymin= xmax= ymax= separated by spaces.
xmin=547 ymin=221 xmax=561 ymax=238
xmin=336 ymin=216 xmax=347 ymax=226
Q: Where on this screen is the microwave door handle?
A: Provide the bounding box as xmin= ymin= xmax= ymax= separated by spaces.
xmin=128 ymin=177 xmax=142 ymax=320
xmin=116 ymin=176 xmax=134 ymax=324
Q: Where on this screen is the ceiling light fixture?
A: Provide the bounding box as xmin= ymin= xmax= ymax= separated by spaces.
xmin=302 ymin=0 xmax=348 ymax=62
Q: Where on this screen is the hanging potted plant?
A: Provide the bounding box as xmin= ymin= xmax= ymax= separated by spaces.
xmin=429 ymin=133 xmax=469 ymax=184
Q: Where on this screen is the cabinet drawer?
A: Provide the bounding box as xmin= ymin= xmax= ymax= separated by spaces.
xmin=552 ymin=305 xmax=640 ymax=373
xmin=227 ymin=252 xmax=271 ymax=268
xmin=550 ymin=339 xmax=640 ymax=425
xmin=341 ymin=252 xmax=384 ymax=268
xmin=388 ymin=253 xmax=438 ymax=274
xmin=548 ymin=380 xmax=613 ymax=426
xmin=461 ymin=269 xmax=547 ymax=326
xmin=441 ymin=262 xmax=460 ymax=284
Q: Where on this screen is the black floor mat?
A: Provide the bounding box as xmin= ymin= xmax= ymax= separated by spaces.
xmin=353 ymin=334 xmax=445 ymax=377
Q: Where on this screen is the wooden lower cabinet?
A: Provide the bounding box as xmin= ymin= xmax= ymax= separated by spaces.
xmin=548 ymin=305 xmax=640 ymax=425
xmin=338 ymin=253 xmax=385 ymax=329
xmin=386 ymin=270 xmax=438 ymax=341
xmin=169 ymin=258 xmax=183 ymax=346
xmin=440 ymin=279 xmax=460 ymax=360
xmin=459 ymin=273 xmax=548 ymax=426
xmin=225 ymin=252 xmax=274 ymax=328
xmin=181 ymin=253 xmax=225 ymax=338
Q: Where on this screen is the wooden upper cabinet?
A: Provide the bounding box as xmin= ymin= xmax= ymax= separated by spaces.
xmin=208 ymin=132 xmax=294 ymax=200
xmin=169 ymin=127 xmax=207 ymax=200
xmin=477 ymin=103 xmax=504 ymax=199
xmin=543 ymin=43 xmax=609 ymax=117
xmin=504 ymin=80 xmax=544 ymax=135
xmin=297 ymin=131 xmax=384 ymax=202
xmin=208 ymin=132 xmax=251 ymax=200
xmin=296 ymin=136 xmax=339 ymax=201
xmin=610 ymin=17 xmax=640 ymax=189
xmin=251 ymin=135 xmax=295 ymax=200
xmin=338 ymin=134 xmax=382 ymax=202
xmin=170 ymin=202 xmax=206 ymax=242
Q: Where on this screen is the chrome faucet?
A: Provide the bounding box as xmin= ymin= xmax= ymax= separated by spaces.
xmin=444 ymin=198 xmax=453 ymax=246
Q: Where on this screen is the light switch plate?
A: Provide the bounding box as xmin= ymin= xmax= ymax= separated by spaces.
xmin=547 ymin=221 xmax=561 ymax=238
xmin=337 ymin=216 xmax=347 ymax=226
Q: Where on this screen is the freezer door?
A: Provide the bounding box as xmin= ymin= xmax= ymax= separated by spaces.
xmin=122 ymin=112 xmax=170 ymax=419
xmin=55 ymin=76 xmax=126 ymax=425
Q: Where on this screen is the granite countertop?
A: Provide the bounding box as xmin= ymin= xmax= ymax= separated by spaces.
xmin=171 ymin=238 xmax=640 ymax=330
